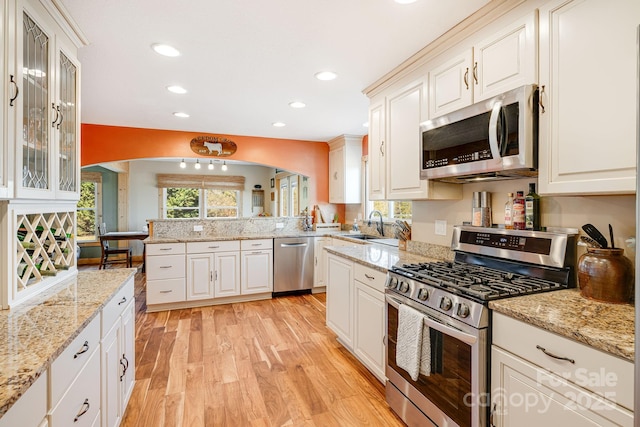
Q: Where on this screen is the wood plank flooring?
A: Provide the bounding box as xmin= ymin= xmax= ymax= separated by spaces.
xmin=114 ymin=268 xmax=405 ymax=427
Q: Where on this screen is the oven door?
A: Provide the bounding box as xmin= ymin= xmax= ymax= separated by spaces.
xmin=386 ymin=294 xmax=488 ymax=427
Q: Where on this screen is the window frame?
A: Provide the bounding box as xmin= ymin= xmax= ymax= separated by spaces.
xmin=77 ymin=176 xmax=103 ymax=242
xmin=161 ymin=187 xmax=242 ymax=219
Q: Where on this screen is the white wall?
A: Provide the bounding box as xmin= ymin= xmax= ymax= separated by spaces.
xmin=127 ymin=160 xmax=276 ymax=230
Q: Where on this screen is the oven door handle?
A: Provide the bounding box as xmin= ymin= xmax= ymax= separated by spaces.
xmin=386 ymin=295 xmax=478 ymax=346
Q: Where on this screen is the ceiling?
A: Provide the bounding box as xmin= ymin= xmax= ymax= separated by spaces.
xmin=60 ymin=0 xmax=489 ymax=142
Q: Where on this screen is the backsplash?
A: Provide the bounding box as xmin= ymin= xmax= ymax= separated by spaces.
xmin=149 ymin=217 xmax=303 ymax=238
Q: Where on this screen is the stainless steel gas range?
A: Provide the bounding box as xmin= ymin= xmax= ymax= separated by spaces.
xmin=385 ymin=225 xmax=578 ymax=427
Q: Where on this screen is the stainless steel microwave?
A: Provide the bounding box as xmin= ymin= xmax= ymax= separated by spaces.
xmin=420 ymin=84 xmax=538 ymax=183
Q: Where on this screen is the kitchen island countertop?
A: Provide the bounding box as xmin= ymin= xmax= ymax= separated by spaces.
xmin=490 ymin=289 xmax=634 ymax=362
xmin=144 ymin=230 xmax=342 ymax=244
xmin=0 ymin=268 xmax=136 ymax=418
xmin=324 ymin=244 xmax=441 ymax=273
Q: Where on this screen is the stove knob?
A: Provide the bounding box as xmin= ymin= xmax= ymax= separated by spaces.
xmin=439 ymin=296 xmax=453 ymax=311
xmin=387 ymin=276 xmax=398 ymax=290
xmin=456 ymin=303 xmax=470 ymax=318
xmin=398 ymin=281 xmax=410 ymax=293
xmin=417 ymin=288 xmax=429 ymax=301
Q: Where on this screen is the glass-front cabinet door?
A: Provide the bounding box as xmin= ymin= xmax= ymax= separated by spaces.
xmin=15 ymin=5 xmax=55 ymax=198
xmin=0 ymin=0 xmax=7 ymax=198
xmin=56 ymin=50 xmax=80 ymax=198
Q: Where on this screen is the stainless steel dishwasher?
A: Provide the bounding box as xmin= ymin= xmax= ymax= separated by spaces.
xmin=273 ymin=237 xmax=314 ymax=294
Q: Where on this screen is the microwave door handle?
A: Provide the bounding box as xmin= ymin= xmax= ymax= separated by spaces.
xmin=488 ymin=101 xmax=503 ymax=160
xmin=385 ymin=295 xmax=478 ymax=346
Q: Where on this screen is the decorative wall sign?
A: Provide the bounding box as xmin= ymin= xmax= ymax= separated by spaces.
xmin=190 ymin=136 xmax=238 ymax=157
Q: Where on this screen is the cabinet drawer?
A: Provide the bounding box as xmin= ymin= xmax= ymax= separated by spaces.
xmin=147 ymin=278 xmax=186 ymax=304
xmin=0 ymin=371 xmax=47 ymax=427
xmin=50 ymin=315 xmax=101 ymax=406
xmin=49 ymin=348 xmax=101 ymax=427
xmin=146 ymin=254 xmax=185 ymax=281
xmin=240 ymin=239 xmax=273 ymax=250
xmin=354 ymin=264 xmax=387 ymax=292
xmin=493 ymin=312 xmax=634 ymax=410
xmin=101 ymin=277 xmax=134 ymax=337
xmin=146 ymin=242 xmax=185 ymax=256
xmin=187 ymin=240 xmax=240 ymax=253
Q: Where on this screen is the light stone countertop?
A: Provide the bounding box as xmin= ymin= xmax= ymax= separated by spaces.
xmin=145 ymin=230 xmax=341 ymax=244
xmin=490 ymin=289 xmax=635 ymax=362
xmin=324 ymin=244 xmax=441 ymax=273
xmin=0 ymin=268 xmax=137 ymax=418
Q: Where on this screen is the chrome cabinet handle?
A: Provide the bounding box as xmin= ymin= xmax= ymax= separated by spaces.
xmin=536 ymin=345 xmax=575 ymax=363
xmin=208 ymin=245 xmax=220 ymax=249
xmin=73 ymin=341 xmax=89 ymax=359
xmin=51 ymin=103 xmax=59 ymax=128
xmin=159 ymin=248 xmax=173 ymax=251
xmin=539 ymin=85 xmax=546 ymax=114
xmin=463 ymin=67 xmax=469 ymax=90
xmin=118 ymin=296 xmax=127 ymax=305
xmin=333 ymin=172 xmax=338 ymax=180
xmin=380 ymin=141 xmax=384 ymax=156
xmin=9 ymin=75 xmax=19 ymax=106
xmin=364 ymin=274 xmax=375 ymax=280
xmin=119 ymin=354 xmax=129 ymax=381
xmin=159 ymin=290 xmax=172 ymax=294
xmin=74 ymin=399 xmax=90 ymax=422
xmin=159 ymin=265 xmax=173 ymax=269
xmin=490 ymin=403 xmax=496 ymax=427
xmin=473 ymin=62 xmax=478 ymax=84
xmin=251 ymin=243 xmax=262 ymax=246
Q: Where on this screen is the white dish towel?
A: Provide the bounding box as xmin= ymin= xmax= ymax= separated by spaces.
xmin=396 ymin=304 xmax=425 ymax=381
xmin=419 ymin=322 xmax=431 ymax=377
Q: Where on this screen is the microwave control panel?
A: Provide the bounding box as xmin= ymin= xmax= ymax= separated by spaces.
xmin=423 ymin=149 xmax=493 ymax=169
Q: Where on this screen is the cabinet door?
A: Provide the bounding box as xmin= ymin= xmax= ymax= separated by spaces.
xmin=241 ymin=250 xmax=273 ymax=294
xmin=354 ymin=281 xmax=385 ymax=382
xmin=491 ymin=346 xmax=633 ymax=427
xmin=473 ymin=12 xmax=537 ymax=101
xmin=428 ymin=48 xmax=473 ymax=118
xmin=54 ymin=47 xmax=80 ymax=199
xmin=13 ymin=1 xmax=57 ymax=199
xmin=120 ymin=300 xmax=136 ymax=412
xmin=102 ymin=323 xmax=122 ymax=427
xmin=386 ymin=78 xmax=430 ymax=200
xmin=313 ymin=237 xmax=328 ymax=287
xmin=367 ymin=98 xmax=386 ymax=200
xmin=0 ymin=0 xmax=8 ymax=198
xmin=186 ymin=253 xmax=214 ymax=300
xmin=326 ymin=254 xmax=354 ymax=348
xmin=214 ymin=251 xmax=240 ymax=297
xmin=538 ymin=0 xmax=638 ymax=195
xmin=328 ymin=147 xmax=344 ymax=203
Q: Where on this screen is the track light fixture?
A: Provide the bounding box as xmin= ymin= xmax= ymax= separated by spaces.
xmin=195 ymin=159 xmax=201 ymax=169
xmin=208 ymin=160 xmax=214 ymax=170
xmin=179 ymin=159 xmax=186 ymax=168
xmin=221 ymin=161 xmax=228 ymax=171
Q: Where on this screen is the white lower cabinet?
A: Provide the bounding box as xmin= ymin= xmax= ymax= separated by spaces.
xmin=146 ymin=243 xmax=186 ymax=305
xmin=0 ymin=371 xmax=47 ymax=427
xmin=326 ymin=252 xmax=386 ymax=382
xmin=101 ymin=278 xmax=136 ymax=427
xmin=213 ymin=251 xmax=241 ymax=297
xmin=313 ymin=237 xmax=330 ymax=288
xmin=491 ymin=313 xmax=634 ymax=426
xmin=186 ymin=253 xmax=216 ymax=300
xmin=241 ymin=249 xmax=273 ymax=294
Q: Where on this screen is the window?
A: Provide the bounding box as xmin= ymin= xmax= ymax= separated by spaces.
xmin=77 ymin=172 xmax=102 ymax=241
xmin=371 ymin=200 xmax=412 ymax=221
xmin=163 ymin=188 xmax=241 ymax=219
xmin=278 ymin=174 xmax=301 ymax=217
xmin=157 ymin=173 xmax=245 ymax=219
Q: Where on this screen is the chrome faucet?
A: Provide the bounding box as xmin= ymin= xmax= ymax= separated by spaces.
xmin=368 ymin=210 xmax=384 ymax=236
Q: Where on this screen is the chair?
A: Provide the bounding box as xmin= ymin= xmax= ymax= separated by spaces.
xmin=98 ymin=223 xmax=132 ymax=269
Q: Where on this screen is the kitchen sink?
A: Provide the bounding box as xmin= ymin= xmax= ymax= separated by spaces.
xmin=340 ymin=234 xmax=399 ymax=247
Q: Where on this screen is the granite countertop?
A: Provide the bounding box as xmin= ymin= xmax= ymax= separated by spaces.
xmin=0 ymin=268 xmax=136 ymax=418
xmin=145 ymin=230 xmax=342 ymax=244
xmin=490 ymin=289 xmax=635 ymax=362
xmin=324 ymin=244 xmax=441 ymax=273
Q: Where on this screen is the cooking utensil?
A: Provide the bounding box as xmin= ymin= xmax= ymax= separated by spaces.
xmin=581 ymin=224 xmax=608 ymax=249
xmin=608 ymin=224 xmax=615 ymax=249
xmin=579 ymin=235 xmax=602 ymax=248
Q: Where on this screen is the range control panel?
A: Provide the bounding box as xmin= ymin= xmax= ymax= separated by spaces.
xmin=459 ymin=230 xmax=552 ymax=255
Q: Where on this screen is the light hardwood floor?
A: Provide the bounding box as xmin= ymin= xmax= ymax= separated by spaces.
xmin=106 ymin=267 xmax=405 ymax=427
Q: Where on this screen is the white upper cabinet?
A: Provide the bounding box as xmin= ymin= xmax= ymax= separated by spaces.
xmin=473 ymin=11 xmax=537 ymax=101
xmin=428 ymin=12 xmax=537 ymax=119
xmin=0 ymin=1 xmax=8 ymax=199
xmin=428 ymin=49 xmax=474 ymax=118
xmin=538 ymin=0 xmax=638 ymax=195
xmin=367 ymin=98 xmax=386 ymax=201
xmin=328 ymin=135 xmax=362 ymax=204
xmin=6 ymin=0 xmax=83 ymax=200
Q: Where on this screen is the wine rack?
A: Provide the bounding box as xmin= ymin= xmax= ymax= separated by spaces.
xmin=15 ymin=211 xmax=75 ymax=293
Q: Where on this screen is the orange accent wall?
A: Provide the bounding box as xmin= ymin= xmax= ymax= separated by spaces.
xmin=81 ymin=124 xmax=330 ymax=202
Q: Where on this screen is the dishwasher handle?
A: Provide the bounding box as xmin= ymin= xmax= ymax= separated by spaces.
xmin=280 ymin=243 xmax=308 ymax=248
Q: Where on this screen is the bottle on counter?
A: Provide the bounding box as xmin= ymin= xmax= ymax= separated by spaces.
xmin=525 ymin=182 xmax=541 ymax=231
xmin=512 ymin=191 xmax=526 ymax=230
xmin=504 ymin=192 xmax=514 ymax=229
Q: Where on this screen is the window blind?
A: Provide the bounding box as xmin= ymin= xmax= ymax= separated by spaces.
xmin=157 ymin=174 xmax=245 ymax=191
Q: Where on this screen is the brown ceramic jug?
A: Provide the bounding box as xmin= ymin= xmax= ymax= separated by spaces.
xmin=578 ymin=247 xmax=634 ymax=304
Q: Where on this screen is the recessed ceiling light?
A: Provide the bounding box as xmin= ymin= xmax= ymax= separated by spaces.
xmin=173 ymin=112 xmax=189 ymax=118
xmin=394 ymin=0 xmax=418 ymax=4
xmin=314 ymin=71 xmax=337 ymax=81
xmin=272 ymin=122 xmax=286 ymax=127
xmin=289 ymin=101 xmax=306 ymax=109
xmin=152 ymin=43 xmax=180 ymax=57
xmin=167 ymin=85 xmax=187 ymax=94
xmin=363 ymin=122 xmax=369 ymax=128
